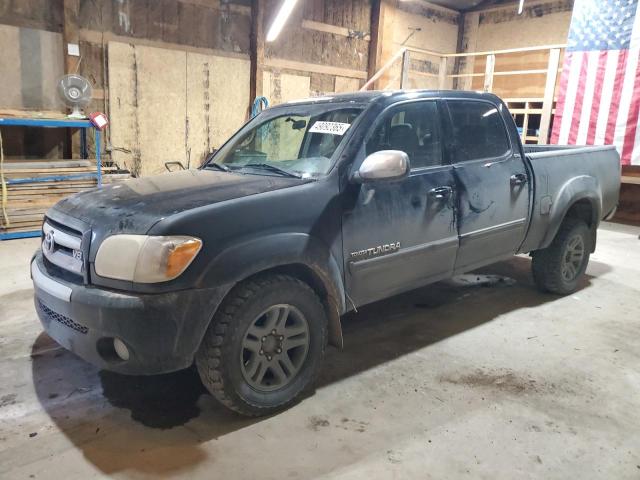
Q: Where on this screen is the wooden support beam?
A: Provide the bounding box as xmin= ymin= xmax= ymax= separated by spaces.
xmin=539 ymin=48 xmax=561 ymax=145
xmin=483 ymin=54 xmax=495 ymax=93
xmin=521 ymin=101 xmax=530 ymax=144
xmin=63 ymin=0 xmax=80 ymax=74
xmin=250 ymin=0 xmax=265 ymax=109
xmin=367 ymin=0 xmax=395 ymax=90
xmin=438 ymin=57 xmax=448 ymax=89
xmin=400 ymin=50 xmax=410 ymax=89
xmin=63 ymin=0 xmax=80 ymax=158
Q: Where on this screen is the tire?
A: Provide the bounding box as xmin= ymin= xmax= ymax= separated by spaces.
xmin=196 ymin=274 xmax=328 ymax=416
xmin=531 ymin=218 xmax=591 ymax=295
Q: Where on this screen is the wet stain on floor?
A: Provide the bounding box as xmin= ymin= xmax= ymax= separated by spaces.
xmin=99 ymin=366 xmax=207 ymax=429
xmin=440 ymin=368 xmax=540 ymax=394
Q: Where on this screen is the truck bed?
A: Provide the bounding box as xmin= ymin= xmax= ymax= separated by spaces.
xmin=519 ymin=145 xmax=621 ymax=253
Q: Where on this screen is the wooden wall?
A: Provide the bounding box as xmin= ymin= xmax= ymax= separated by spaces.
xmin=0 ymin=0 xmax=577 ymax=175
xmin=261 ymin=0 xmax=371 ymax=103
xmin=461 ymin=0 xmax=573 ymax=98
xmin=108 ymin=41 xmax=250 ymax=176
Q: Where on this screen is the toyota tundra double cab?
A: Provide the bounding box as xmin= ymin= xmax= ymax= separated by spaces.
xmin=32 ymin=90 xmax=620 ymax=416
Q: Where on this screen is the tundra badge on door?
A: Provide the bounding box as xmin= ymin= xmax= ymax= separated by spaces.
xmin=350 ymin=242 xmax=401 ymax=260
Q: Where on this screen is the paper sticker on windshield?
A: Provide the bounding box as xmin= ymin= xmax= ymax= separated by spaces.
xmin=309 ymin=121 xmax=351 ymax=135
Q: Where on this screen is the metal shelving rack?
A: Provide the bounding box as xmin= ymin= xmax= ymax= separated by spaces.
xmin=0 ymin=117 xmax=102 ymax=240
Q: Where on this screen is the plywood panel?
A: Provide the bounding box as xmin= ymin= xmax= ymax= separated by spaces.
xmin=263 ymin=71 xmax=310 ymax=105
xmin=109 ymin=41 xmax=250 ymax=176
xmin=186 ymin=52 xmax=213 ymax=168
xmin=186 ymin=53 xmax=250 ymax=167
xmin=107 ymin=42 xmax=139 ymax=174
xmin=0 ymin=24 xmax=64 ymax=110
xmin=136 ymin=45 xmax=187 ymax=176
xmin=207 ymin=55 xmax=250 ymax=148
xmin=476 ymin=2 xmax=572 ymax=51
xmin=335 ymin=76 xmax=360 ymax=93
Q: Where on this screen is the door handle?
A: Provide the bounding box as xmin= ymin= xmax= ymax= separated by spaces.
xmin=510 ymin=173 xmax=527 ymax=187
xmin=428 ymin=186 xmax=452 ymax=201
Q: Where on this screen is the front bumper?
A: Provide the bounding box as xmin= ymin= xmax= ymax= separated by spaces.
xmin=31 ymin=252 xmax=227 ymax=375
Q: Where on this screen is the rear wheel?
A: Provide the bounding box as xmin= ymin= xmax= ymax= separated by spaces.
xmin=196 ymin=274 xmax=327 ymax=416
xmin=531 ymin=218 xmax=591 ymax=295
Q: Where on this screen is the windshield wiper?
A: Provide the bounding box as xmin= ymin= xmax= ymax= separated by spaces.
xmin=203 ymin=162 xmax=229 ymax=172
xmin=241 ymin=163 xmax=302 ymax=178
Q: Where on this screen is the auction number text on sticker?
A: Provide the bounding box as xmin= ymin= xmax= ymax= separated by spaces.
xmin=309 ymin=121 xmax=351 ymax=135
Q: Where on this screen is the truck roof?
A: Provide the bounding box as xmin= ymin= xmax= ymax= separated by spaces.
xmin=277 ymin=89 xmax=502 ymax=109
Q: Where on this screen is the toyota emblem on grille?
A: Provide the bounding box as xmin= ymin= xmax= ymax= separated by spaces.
xmin=44 ymin=231 xmax=55 ymax=254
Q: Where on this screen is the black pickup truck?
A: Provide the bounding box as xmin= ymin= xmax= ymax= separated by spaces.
xmin=32 ymin=90 xmax=620 ymax=415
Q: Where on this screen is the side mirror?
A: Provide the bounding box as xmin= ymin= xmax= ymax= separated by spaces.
xmin=352 ymin=150 xmax=410 ymax=184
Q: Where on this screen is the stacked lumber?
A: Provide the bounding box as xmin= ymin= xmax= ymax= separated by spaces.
xmin=1 ymin=160 xmax=129 ymax=235
xmin=615 ymin=166 xmax=640 ymax=225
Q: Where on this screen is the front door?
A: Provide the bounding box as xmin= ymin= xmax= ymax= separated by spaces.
xmin=342 ymin=100 xmax=459 ymax=307
xmin=444 ymin=99 xmax=530 ymax=273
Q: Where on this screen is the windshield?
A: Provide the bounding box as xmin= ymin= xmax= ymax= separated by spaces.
xmin=208 ymin=105 xmax=363 ymax=178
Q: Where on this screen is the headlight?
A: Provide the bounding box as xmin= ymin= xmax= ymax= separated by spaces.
xmin=95 ymin=235 xmax=202 ymax=283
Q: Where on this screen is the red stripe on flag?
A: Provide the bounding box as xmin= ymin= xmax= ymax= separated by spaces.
xmin=620 ymin=51 xmax=640 ymax=165
xmin=586 ymin=51 xmax=608 ymax=145
xmin=605 ymin=50 xmax=629 ymax=144
xmin=568 ymin=53 xmax=589 ymax=144
xmin=550 ymin=52 xmax=573 ymax=144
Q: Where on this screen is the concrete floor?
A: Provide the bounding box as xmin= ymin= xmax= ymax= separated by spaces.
xmin=0 ymin=222 xmax=639 ymax=479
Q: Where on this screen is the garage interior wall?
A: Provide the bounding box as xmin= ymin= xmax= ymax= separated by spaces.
xmin=459 ymin=0 xmax=574 ymax=98
xmin=0 ymin=0 xmax=575 ymax=175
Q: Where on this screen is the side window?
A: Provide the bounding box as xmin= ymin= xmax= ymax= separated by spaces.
xmin=366 ymin=101 xmax=443 ymax=169
xmin=447 ymin=100 xmax=511 ymax=162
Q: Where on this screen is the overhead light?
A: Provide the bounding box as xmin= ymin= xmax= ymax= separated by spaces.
xmin=266 ymin=0 xmax=299 ymax=42
xmin=518 ymin=0 xmax=525 ymax=14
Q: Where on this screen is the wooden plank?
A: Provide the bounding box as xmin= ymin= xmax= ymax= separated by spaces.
xmin=301 ymin=19 xmax=370 ymax=40
xmin=410 ymin=70 xmax=439 ymax=78
xmin=264 ymin=57 xmax=367 ymax=79
xmin=444 ymin=43 xmax=567 ymax=58
xmin=361 ymin=48 xmax=405 ymax=91
xmin=539 ymin=48 xmax=561 ymax=145
xmin=0 ymin=109 xmax=67 ymax=119
xmin=621 ymin=175 xmax=640 ymax=185
xmin=2 ymin=160 xmax=95 ymax=169
xmin=483 ymin=54 xmax=495 ymax=93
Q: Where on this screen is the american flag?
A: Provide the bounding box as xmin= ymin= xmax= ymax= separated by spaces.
xmin=551 ymin=0 xmax=640 ymax=165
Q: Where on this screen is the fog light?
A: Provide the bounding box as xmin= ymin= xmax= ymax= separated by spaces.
xmin=113 ymin=338 xmax=130 ymax=361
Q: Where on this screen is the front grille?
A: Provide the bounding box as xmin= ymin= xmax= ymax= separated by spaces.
xmin=41 ymin=220 xmax=85 ymax=277
xmin=38 ymin=300 xmax=88 ymax=335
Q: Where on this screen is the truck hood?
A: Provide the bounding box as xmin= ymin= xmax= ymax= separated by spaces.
xmin=49 ymin=169 xmax=308 ymax=234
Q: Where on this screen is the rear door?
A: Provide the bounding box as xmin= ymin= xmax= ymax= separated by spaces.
xmin=341 ymin=100 xmax=459 ymax=306
xmin=444 ymin=99 xmax=530 ymax=273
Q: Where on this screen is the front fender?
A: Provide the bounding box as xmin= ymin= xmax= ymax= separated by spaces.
xmin=199 ymin=233 xmax=346 ymax=346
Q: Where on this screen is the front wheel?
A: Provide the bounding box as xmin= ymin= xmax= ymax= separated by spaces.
xmin=196 ymin=274 xmax=327 ymax=416
xmin=531 ymin=218 xmax=591 ymax=295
